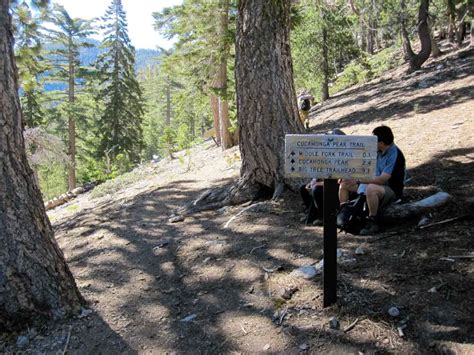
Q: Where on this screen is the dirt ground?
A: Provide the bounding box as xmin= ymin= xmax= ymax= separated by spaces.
xmin=1 ymin=46 xmax=473 ymax=354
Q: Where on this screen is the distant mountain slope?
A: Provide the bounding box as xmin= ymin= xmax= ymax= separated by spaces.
xmin=43 ymin=39 xmax=162 ymax=92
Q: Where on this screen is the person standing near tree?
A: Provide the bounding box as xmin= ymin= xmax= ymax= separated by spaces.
xmin=297 ymin=91 xmax=314 ymax=130
xmin=338 ymin=125 xmax=406 ymax=235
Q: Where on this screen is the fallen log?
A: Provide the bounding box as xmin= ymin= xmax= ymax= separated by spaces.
xmin=44 ymin=182 xmax=98 ymax=211
xmin=382 ymin=191 xmax=452 ymax=223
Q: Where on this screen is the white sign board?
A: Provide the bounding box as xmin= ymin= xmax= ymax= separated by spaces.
xmin=285 ymin=134 xmax=377 ymax=179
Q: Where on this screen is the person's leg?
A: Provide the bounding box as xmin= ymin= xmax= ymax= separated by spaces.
xmin=361 ymin=185 xmax=396 ymax=235
xmin=311 ymin=186 xmax=324 ymax=225
xmin=378 ymin=186 xmax=396 ymax=211
xmin=339 ymin=180 xmax=358 ymax=204
xmin=299 ymin=110 xmax=307 ymax=126
xmin=300 ymin=184 xmax=312 ymax=210
xmin=366 ymin=184 xmax=396 ymax=216
xmin=301 ymin=184 xmax=318 ymax=224
xmin=313 ymin=186 xmax=324 ymax=215
xmin=365 ymin=184 xmax=386 ymax=217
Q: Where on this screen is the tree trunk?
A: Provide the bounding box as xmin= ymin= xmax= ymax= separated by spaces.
xmin=209 ymin=95 xmax=221 ymax=145
xmin=446 ymin=0 xmax=456 ymax=43
xmin=211 ymin=0 xmax=233 ymax=150
xmin=471 ymin=18 xmax=474 ymax=47
xmin=321 ymin=26 xmax=329 ymax=101
xmin=0 ymin=1 xmax=84 ymax=332
xmin=455 ymin=3 xmax=468 ymax=47
xmin=236 ymin=0 xmax=301 ymax=192
xmin=219 ymin=98 xmax=233 ymax=149
xmin=400 ymin=0 xmax=415 ymax=61
xmin=400 ymin=0 xmax=431 ymax=71
xmin=67 ymin=38 xmax=76 ymax=191
xmin=165 ymin=75 xmax=171 ymax=126
xmin=429 ymin=19 xmax=442 ymax=58
xmin=367 ymin=22 xmax=375 ymax=54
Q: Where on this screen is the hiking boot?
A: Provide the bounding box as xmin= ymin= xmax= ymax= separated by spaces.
xmin=360 ymin=217 xmax=380 ymax=235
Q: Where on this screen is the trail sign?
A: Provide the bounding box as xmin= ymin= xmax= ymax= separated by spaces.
xmin=285 ymin=134 xmax=377 ymax=180
xmin=284 ymin=134 xmax=377 ymax=308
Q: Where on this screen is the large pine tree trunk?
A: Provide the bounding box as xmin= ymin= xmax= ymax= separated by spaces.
xmin=235 ymin=0 xmax=301 ymax=192
xmin=0 ymin=1 xmax=84 ymax=331
xmin=177 ymin=0 xmax=301 ymax=216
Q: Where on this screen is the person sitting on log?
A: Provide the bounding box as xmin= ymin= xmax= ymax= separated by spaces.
xmin=338 ymin=125 xmax=406 ymax=235
xmin=300 ymin=129 xmax=346 ymax=226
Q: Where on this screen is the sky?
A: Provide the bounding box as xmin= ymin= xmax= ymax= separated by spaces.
xmin=51 ymin=0 xmax=182 ymax=49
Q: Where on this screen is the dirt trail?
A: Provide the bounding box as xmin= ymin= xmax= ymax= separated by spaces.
xmin=1 ymin=47 xmax=473 ymax=354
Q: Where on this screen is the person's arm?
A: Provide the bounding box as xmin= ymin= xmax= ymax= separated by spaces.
xmin=357 ymin=173 xmax=390 ymax=186
xmin=358 ymin=148 xmax=397 ymax=185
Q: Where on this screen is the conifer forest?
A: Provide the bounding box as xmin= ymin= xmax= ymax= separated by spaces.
xmin=13 ymin=0 xmax=472 ymax=200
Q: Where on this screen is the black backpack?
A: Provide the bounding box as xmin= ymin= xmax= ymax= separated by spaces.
xmin=300 ymin=98 xmax=310 ymax=111
xmin=336 ymin=194 xmax=368 ymax=235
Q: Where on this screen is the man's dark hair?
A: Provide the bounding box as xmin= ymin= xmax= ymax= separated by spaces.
xmin=372 ymin=125 xmax=394 ymax=145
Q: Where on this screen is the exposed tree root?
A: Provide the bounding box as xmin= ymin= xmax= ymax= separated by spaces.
xmin=175 ymin=177 xmax=275 ymax=217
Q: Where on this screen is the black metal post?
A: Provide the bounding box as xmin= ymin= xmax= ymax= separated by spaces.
xmin=323 ymin=179 xmax=338 ymax=307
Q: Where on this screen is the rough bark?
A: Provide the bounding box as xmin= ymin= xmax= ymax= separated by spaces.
xmin=0 ymin=1 xmax=84 ymax=331
xmin=400 ymin=0 xmax=431 ymax=71
xmin=235 ymin=0 xmax=301 ymax=192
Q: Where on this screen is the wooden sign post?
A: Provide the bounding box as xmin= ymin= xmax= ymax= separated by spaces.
xmin=285 ymin=134 xmax=377 ymax=307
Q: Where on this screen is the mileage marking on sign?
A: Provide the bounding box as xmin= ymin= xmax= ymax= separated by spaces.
xmin=285 ymin=134 xmax=377 ymax=180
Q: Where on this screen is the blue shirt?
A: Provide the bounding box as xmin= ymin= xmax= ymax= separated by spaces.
xmin=376 ymin=144 xmax=399 ymax=178
xmin=358 ymin=143 xmax=405 ymax=198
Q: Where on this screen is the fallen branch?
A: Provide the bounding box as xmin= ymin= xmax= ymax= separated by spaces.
xmin=62 ymin=326 xmax=72 ymax=355
xmin=447 ymin=254 xmax=474 ymax=259
xmin=224 ymin=202 xmax=266 ymax=229
xmin=250 ymin=245 xmax=266 ymax=254
xmin=419 ymin=214 xmax=471 ymax=229
xmin=343 ymin=318 xmax=360 ymax=333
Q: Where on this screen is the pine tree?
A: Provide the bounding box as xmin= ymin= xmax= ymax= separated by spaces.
xmin=96 ymin=0 xmax=145 ymax=165
xmin=153 ymin=0 xmax=236 ymax=150
xmin=292 ymin=1 xmax=357 ymax=102
xmin=12 ymin=1 xmax=49 ymax=127
xmin=46 ymin=4 xmax=95 ymax=190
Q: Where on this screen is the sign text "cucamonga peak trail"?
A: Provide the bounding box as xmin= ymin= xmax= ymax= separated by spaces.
xmin=284 ymin=134 xmax=377 ymax=180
